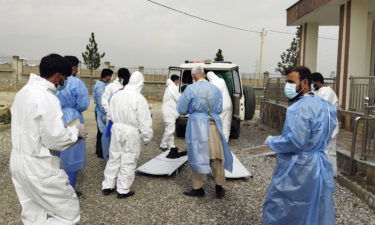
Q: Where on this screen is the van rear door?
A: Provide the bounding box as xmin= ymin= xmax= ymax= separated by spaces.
xmin=168 ymin=67 xmax=182 ymax=91
xmin=232 ymin=69 xmax=243 ymax=120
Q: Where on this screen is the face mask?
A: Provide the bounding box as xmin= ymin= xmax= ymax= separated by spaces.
xmin=57 ymin=79 xmax=68 ymax=91
xmin=119 ymin=78 xmax=124 ymax=84
xmin=284 ymin=81 xmax=303 ymax=99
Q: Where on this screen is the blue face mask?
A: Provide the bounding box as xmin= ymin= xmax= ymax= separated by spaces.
xmin=57 ymin=79 xmax=68 ymax=91
xmin=284 ymin=82 xmax=303 ymax=99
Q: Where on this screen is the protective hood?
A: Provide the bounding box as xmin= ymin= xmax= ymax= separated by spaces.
xmin=166 ymin=79 xmax=175 ymax=87
xmin=126 ymin=71 xmax=144 ymax=93
xmin=207 ymin=71 xmax=219 ymax=82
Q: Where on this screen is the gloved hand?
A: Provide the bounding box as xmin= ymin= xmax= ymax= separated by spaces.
xmin=144 ymin=139 xmax=150 ymax=146
xmin=264 ymin=135 xmax=272 ymax=145
xmin=102 ymin=115 xmax=107 ymax=124
xmin=76 ymin=124 xmax=88 ymax=139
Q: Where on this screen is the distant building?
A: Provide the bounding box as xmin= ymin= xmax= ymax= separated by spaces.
xmin=287 ymin=0 xmax=375 ymax=110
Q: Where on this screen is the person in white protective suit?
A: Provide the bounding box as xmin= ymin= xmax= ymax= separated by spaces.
xmin=102 ymin=71 xmax=153 ymax=199
xmin=10 ymin=54 xmax=87 ymax=225
xmin=159 ymin=74 xmax=181 ymax=151
xmin=311 ymin=72 xmax=339 ymax=177
xmin=101 ymin=69 xmax=128 ymax=119
xmin=207 ymin=71 xmax=233 ymax=142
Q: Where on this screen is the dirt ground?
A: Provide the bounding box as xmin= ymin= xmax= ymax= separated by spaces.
xmin=0 ymin=91 xmax=374 ymax=225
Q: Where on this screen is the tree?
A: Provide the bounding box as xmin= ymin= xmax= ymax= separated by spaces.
xmin=275 ymin=27 xmax=301 ymax=75
xmin=82 ymin=32 xmax=105 ymax=86
xmin=214 ymin=49 xmax=224 ymax=61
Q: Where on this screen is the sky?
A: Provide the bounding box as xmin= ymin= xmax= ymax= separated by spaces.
xmin=0 ymin=0 xmax=338 ymax=76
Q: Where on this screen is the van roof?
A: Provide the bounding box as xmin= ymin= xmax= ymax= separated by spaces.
xmin=179 ymin=62 xmax=238 ymax=70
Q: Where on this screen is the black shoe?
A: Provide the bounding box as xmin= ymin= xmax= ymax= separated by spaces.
xmin=183 ymin=188 xmax=205 ymax=197
xmin=215 ymin=185 xmax=225 ymax=199
xmin=117 ymin=191 xmax=135 ymax=199
xmin=102 ymin=188 xmax=115 ymax=196
xmin=75 ymin=191 xmax=83 ymax=197
xmin=166 ymin=147 xmax=179 ymax=159
xmin=178 ymin=151 xmax=187 ymax=157
xmin=159 ymin=146 xmax=168 ymax=151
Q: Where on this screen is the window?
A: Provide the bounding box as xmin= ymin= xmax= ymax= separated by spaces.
xmin=232 ymin=70 xmax=241 ymax=94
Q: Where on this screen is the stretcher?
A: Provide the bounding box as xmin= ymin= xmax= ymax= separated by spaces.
xmin=137 ymin=150 xmax=251 ymax=178
xmin=224 ymin=152 xmax=252 ymax=179
xmin=136 ymin=150 xmax=188 ymax=176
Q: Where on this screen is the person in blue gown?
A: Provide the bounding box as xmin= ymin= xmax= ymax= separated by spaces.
xmin=177 ymin=65 xmax=233 ymax=198
xmin=93 ymin=69 xmax=113 ymax=159
xmin=263 ymin=66 xmax=337 ymax=225
xmin=56 ymin=56 xmax=90 ymax=194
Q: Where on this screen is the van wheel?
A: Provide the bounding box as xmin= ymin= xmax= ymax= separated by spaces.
xmin=175 ymin=119 xmax=186 ymax=138
xmin=230 ymin=119 xmax=240 ymax=139
xmin=243 ymin=85 xmax=256 ymax=120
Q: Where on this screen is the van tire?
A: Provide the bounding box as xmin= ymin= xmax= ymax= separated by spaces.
xmin=230 ymin=119 xmax=240 ymax=139
xmin=175 ymin=119 xmax=186 ymax=138
xmin=243 ymin=85 xmax=256 ymax=120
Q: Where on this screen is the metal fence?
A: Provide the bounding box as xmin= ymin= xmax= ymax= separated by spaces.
xmin=350 ymin=98 xmax=375 ymax=174
xmin=0 ymin=57 xmax=12 ymax=64
xmin=264 ymin=78 xmax=289 ymax=105
xmin=349 ymin=76 xmax=375 ymax=112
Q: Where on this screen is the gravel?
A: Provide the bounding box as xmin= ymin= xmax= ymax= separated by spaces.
xmin=0 ymin=96 xmax=374 ymax=225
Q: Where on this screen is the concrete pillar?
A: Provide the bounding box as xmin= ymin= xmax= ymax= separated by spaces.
xmin=263 ymin=71 xmax=269 ymax=88
xmin=103 ymin=62 xmax=110 ymax=69
xmin=299 ymin=23 xmax=319 ymax=71
xmin=138 ymin=66 xmax=144 ymax=74
xmin=370 ymin=21 xmax=375 ymax=76
xmin=12 ymin=56 xmax=19 ymax=71
xmin=336 ymin=0 xmax=369 ymax=110
xmin=365 ymin=19 xmax=373 ymax=76
xmin=348 ymin=0 xmax=369 ymax=77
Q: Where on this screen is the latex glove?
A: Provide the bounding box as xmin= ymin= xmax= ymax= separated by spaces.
xmin=264 ymin=135 xmax=272 ymax=145
xmin=76 ymin=124 xmax=88 ymax=139
xmin=144 ymin=139 xmax=150 ymax=146
xmin=102 ymin=115 xmax=107 ymax=124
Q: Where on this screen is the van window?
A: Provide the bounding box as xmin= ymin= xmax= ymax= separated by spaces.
xmin=181 ymin=70 xmax=192 ymax=92
xmin=233 ymin=70 xmax=241 ymax=94
xmin=169 ymin=69 xmax=181 ymax=79
xmin=206 ymin=70 xmax=234 ymax=95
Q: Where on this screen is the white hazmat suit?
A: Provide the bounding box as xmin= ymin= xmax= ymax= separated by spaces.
xmin=101 ymin=77 xmax=124 ymax=118
xmin=10 ymin=74 xmax=80 ymax=225
xmin=315 ymin=86 xmax=339 ymax=176
xmin=207 ymin=71 xmax=233 ymax=141
xmin=160 ymin=79 xmax=180 ymax=149
xmin=102 ymin=71 xmax=153 ymax=194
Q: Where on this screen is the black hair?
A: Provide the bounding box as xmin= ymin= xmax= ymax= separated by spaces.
xmin=101 ymin=68 xmax=113 ymax=78
xmin=311 ymin=72 xmax=324 ymax=84
xmin=40 ymin=53 xmax=72 ymax=78
xmin=64 ymin=55 xmax=79 ymax=67
xmin=118 ymin=68 xmax=131 ymax=86
xmin=289 ymin=66 xmax=312 ymax=85
xmin=170 ymin=74 xmax=180 ymax=82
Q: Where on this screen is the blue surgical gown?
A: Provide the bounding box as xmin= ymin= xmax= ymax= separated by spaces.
xmin=263 ymin=95 xmax=337 ymax=225
xmin=57 ymin=76 xmax=90 ymax=172
xmin=177 ymin=80 xmax=233 ymax=174
xmin=93 ymin=80 xmax=107 ymax=133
